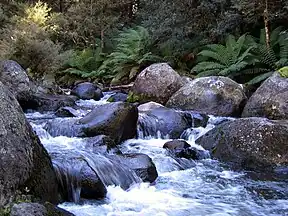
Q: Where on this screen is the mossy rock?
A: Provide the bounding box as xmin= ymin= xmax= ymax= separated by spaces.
xmin=278 ymin=66 xmax=288 ymax=78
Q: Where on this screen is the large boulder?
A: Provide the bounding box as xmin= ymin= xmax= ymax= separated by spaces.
xmin=79 ymin=102 xmax=138 ymax=143
xmin=130 ymin=63 xmax=182 ymax=104
xmin=0 ymin=60 xmax=32 ymax=103
xmin=10 ymin=202 xmax=75 ymax=216
xmin=196 ymin=118 xmax=288 ymax=171
xmin=71 ymin=82 xmax=103 ymax=100
xmin=138 ymin=103 xmax=208 ymax=139
xmin=46 ymin=102 xmax=138 ymax=144
xmin=166 ymin=76 xmax=247 ymax=117
xmin=242 ymin=73 xmax=288 ymax=120
xmin=0 ymin=81 xmax=59 ymax=207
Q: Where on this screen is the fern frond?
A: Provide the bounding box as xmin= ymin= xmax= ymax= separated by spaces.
xmin=192 ymin=61 xmax=225 ymax=73
xmin=198 ymin=50 xmax=228 ymax=65
xmin=245 ymin=71 xmax=274 ymax=85
xmin=196 ymin=69 xmax=221 ymax=77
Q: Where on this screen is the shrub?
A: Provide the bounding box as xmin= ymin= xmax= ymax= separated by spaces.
xmin=0 ymin=1 xmax=71 ymax=78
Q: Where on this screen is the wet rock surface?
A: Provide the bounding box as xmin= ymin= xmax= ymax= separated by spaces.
xmin=196 ymin=117 xmax=288 ymax=171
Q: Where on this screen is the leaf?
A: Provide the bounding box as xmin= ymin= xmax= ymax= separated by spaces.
xmin=129 ymin=66 xmax=139 ymax=79
xmin=245 ymin=71 xmax=274 ymax=85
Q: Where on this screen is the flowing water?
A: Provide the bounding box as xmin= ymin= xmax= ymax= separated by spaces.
xmin=26 ymin=95 xmax=288 ymax=216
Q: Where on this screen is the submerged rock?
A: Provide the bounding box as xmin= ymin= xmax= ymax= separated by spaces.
xmin=138 ymin=104 xmax=208 ymax=139
xmin=52 ymin=152 xmax=107 ymax=201
xmin=10 ymin=202 xmax=75 ymax=216
xmin=196 ymin=117 xmax=288 ymax=171
xmin=130 ymin=63 xmax=182 ymax=104
xmin=166 ymin=76 xmax=247 ymax=116
xmin=163 ymin=140 xmax=207 ymax=160
xmin=55 ymin=106 xmax=83 ymax=117
xmin=71 ymin=82 xmax=103 ymax=100
xmin=111 ymin=153 xmax=158 ymax=183
xmin=242 ymin=73 xmax=288 ymax=120
xmin=83 ymin=135 xmax=120 ymax=154
xmin=52 ymin=150 xmax=144 ymax=201
xmin=0 ymin=81 xmax=59 ymax=207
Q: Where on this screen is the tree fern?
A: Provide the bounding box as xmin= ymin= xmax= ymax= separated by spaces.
xmin=62 ymin=46 xmax=106 ymax=78
xmin=192 ymin=34 xmax=256 ymax=78
xmin=98 ymin=26 xmax=162 ymax=83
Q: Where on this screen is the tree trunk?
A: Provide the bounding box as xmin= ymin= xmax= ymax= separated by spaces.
xmin=263 ymin=0 xmax=270 ymax=49
xmin=101 ymin=29 xmax=105 ymax=50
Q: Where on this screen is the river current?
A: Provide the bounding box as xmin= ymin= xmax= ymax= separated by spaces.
xmin=25 ymin=95 xmax=288 ymax=216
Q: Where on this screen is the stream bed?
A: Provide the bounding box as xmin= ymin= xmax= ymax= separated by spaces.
xmin=26 ymin=97 xmax=288 ymax=216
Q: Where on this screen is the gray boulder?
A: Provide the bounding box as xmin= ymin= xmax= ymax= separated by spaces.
xmin=166 ymin=76 xmax=247 ymax=116
xmin=20 ymin=93 xmax=77 ymax=112
xmin=0 ymin=81 xmax=59 ymax=207
xmin=130 ymin=63 xmax=182 ymax=104
xmin=71 ymin=82 xmax=103 ymax=100
xmin=0 ymin=60 xmax=32 ymax=103
xmin=10 ymin=202 xmax=74 ymax=216
xmin=196 ymin=117 xmax=288 ymax=171
xmin=242 ymin=73 xmax=288 ymax=120
xmin=79 ymin=102 xmax=138 ymax=143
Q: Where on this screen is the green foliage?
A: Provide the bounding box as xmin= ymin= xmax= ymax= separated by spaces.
xmin=245 ymin=27 xmax=288 ymax=85
xmin=192 ymin=34 xmax=256 ymax=78
xmin=278 ymin=66 xmax=288 ymax=78
xmin=0 ymin=1 xmax=71 ymax=78
xmin=127 ymin=91 xmax=141 ymax=103
xmin=21 ymin=1 xmax=51 ymax=26
xmin=51 ymin=0 xmax=132 ymax=48
xmin=192 ymin=28 xmax=288 ymax=85
xmin=62 ymin=46 xmax=106 ymax=78
xmin=96 ymin=26 xmax=162 ymax=83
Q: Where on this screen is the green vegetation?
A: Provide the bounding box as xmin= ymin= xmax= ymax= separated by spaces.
xmin=192 ymin=27 xmax=288 ymax=85
xmin=278 ymin=66 xmax=288 ymax=78
xmin=97 ymin=26 xmax=161 ymax=84
xmin=0 ymin=0 xmax=287 ymax=86
xmin=192 ymin=34 xmax=255 ymax=78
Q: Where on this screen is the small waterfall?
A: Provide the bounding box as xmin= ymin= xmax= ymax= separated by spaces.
xmin=29 ymin=114 xmax=141 ymax=202
xmin=53 ymin=160 xmax=82 ymax=203
xmin=80 ymin=152 xmax=141 ymax=189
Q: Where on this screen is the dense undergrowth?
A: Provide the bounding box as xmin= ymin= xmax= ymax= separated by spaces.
xmin=0 ymin=0 xmax=287 ymax=86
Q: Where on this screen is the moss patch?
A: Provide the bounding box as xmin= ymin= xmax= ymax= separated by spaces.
xmin=107 ymin=96 xmax=115 ymax=102
xmin=127 ymin=91 xmax=141 ymax=103
xmin=278 ymin=66 xmax=288 ymax=78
